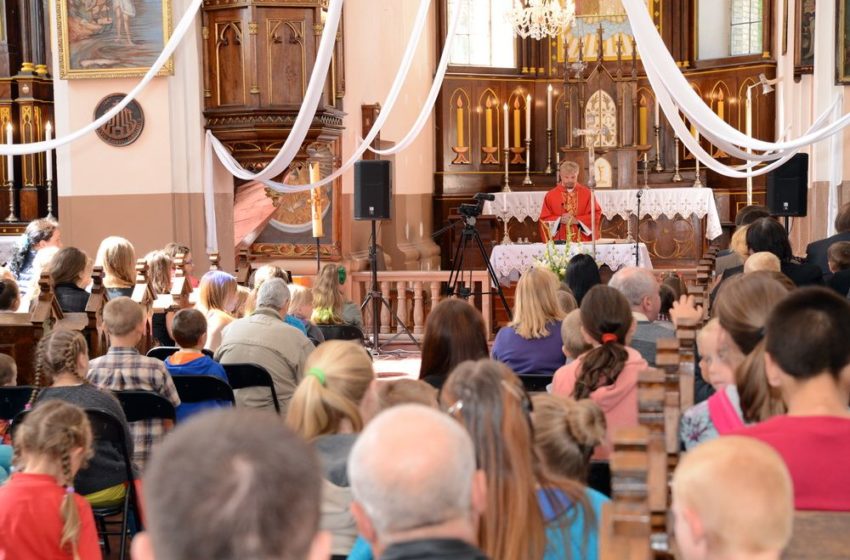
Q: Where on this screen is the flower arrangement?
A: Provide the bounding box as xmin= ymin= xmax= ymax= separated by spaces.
xmin=535 ymin=238 xmax=572 ymax=281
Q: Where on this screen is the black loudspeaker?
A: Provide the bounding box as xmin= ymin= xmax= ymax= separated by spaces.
xmin=767 ymin=153 xmax=808 ymax=217
xmin=354 ymin=160 xmax=391 ymax=221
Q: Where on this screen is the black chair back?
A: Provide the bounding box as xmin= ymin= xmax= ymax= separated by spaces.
xmin=0 ymin=386 xmax=35 ymax=420
xmin=172 ymin=375 xmax=235 ymax=405
xmin=317 ymin=324 xmax=365 ymax=343
xmin=114 ymin=390 xmax=176 ymax=423
xmin=222 ymin=363 xmax=281 ymax=415
xmin=147 ymin=346 xmax=214 ymax=361
xmin=517 ymin=374 xmax=554 ymax=393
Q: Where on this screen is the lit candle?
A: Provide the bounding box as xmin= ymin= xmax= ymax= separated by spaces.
xmin=45 ymin=121 xmax=53 ymax=183
xmin=310 ymin=162 xmax=323 ymax=238
xmin=513 ymin=99 xmax=521 ymax=148
xmin=485 ymin=98 xmax=493 ymax=148
xmin=456 ymin=97 xmax=465 ymax=148
xmin=525 ymin=94 xmax=532 ymax=142
xmin=654 ymin=99 xmax=660 ymax=125
xmin=547 ymin=85 xmax=553 ymax=130
xmin=6 ymin=123 xmax=13 ymax=184
xmin=503 ymin=103 xmax=509 ymax=148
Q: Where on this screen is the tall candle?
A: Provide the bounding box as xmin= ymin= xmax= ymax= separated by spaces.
xmin=485 ymin=99 xmax=493 ymax=148
xmin=513 ymin=100 xmax=521 ymax=148
xmin=6 ymin=123 xmax=13 ymax=184
xmin=547 ymin=85 xmax=553 ymax=130
xmin=503 ymin=103 xmax=509 ymax=148
xmin=654 ymin=99 xmax=660 ymax=125
xmin=525 ymin=95 xmax=532 ymax=141
xmin=45 ymin=122 xmax=53 ymax=182
xmin=310 ymin=162 xmax=323 ymax=238
xmin=456 ymin=97 xmax=464 ymax=148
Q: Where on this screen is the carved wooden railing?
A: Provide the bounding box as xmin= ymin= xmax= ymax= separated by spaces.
xmin=349 ymin=270 xmax=494 ymax=340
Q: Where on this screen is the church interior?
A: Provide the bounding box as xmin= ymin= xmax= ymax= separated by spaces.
xmin=1 ymin=0 xmax=850 ymax=558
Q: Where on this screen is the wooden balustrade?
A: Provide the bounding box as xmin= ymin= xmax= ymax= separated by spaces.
xmin=350 ymin=270 xmax=493 ymax=340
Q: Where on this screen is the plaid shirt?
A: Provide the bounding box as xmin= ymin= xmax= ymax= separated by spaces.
xmin=87 ymin=347 xmax=180 ymax=470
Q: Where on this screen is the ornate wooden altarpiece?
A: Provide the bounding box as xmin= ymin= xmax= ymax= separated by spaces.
xmin=434 ymin=0 xmax=777 ymax=271
xmin=202 ymin=0 xmax=345 ymax=260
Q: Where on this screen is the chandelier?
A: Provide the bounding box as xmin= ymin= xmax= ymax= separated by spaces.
xmin=507 ymin=0 xmax=576 ymax=40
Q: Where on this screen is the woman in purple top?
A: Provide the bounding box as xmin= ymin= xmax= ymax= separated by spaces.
xmin=492 ymin=267 xmax=566 ymax=376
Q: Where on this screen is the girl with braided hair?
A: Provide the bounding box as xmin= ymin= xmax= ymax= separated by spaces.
xmin=552 ymin=285 xmax=646 ymax=460
xmin=8 ymin=218 xmax=61 ymax=300
xmin=0 ymin=400 xmax=101 ymax=559
xmin=30 ymin=329 xmax=134 ymax=509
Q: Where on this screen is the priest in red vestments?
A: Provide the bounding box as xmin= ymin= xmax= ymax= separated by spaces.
xmin=539 ymin=161 xmax=603 ymax=242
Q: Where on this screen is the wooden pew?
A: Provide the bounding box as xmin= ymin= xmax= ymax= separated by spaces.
xmin=131 ymin=259 xmax=156 ymax=353
xmin=56 ymin=268 xmax=107 ymax=359
xmin=235 ymin=248 xmax=252 ymax=286
xmin=208 ymin=251 xmax=221 ymax=271
xmin=674 ymin=318 xmax=698 ymax=412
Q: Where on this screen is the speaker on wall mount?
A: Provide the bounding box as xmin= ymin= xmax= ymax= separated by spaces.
xmin=354 ymin=160 xmax=392 ymax=221
xmin=766 ymin=153 xmax=808 ymax=217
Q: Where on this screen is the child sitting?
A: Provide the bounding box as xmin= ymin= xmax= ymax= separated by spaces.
xmin=672 ymin=436 xmax=792 ymax=560
xmin=0 ymin=400 xmax=102 ymax=559
xmin=164 ymin=308 xmax=232 ymax=422
xmin=827 ymin=241 xmax=850 ymax=296
xmin=288 ymin=283 xmax=325 ymax=345
xmin=744 ymin=251 xmax=781 ymax=274
xmin=561 ymin=309 xmax=591 ymax=360
xmin=679 ymin=319 xmax=744 ymax=449
xmin=735 ymin=287 xmax=850 ymax=510
xmin=87 ymin=297 xmax=180 ymax=469
xmin=0 ymin=276 xmax=20 ymax=311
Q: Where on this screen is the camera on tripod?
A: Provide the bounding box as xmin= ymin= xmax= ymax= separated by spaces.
xmin=458 ymin=192 xmax=496 ymax=219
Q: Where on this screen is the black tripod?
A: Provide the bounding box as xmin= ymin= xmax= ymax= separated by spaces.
xmin=438 ymin=211 xmax=512 ymax=321
xmin=360 ymin=219 xmax=418 ymax=353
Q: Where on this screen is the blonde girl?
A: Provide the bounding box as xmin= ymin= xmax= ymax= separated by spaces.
xmin=95 ymin=236 xmax=136 ymax=299
xmin=0 ymin=400 xmax=100 ymax=559
xmin=195 ymin=270 xmax=238 ymax=352
xmin=311 ymin=263 xmax=364 ymax=328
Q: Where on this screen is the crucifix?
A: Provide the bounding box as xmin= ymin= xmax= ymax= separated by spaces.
xmin=572 ymin=126 xmax=605 ymax=258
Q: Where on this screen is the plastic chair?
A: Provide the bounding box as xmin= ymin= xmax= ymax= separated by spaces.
xmin=146 ymin=346 xmax=214 ymax=361
xmin=114 ymin=390 xmax=177 ymax=423
xmin=517 ymin=374 xmax=554 ymax=393
xmin=222 ymin=363 xmax=281 ymax=415
xmin=85 ymin=409 xmax=138 ymax=560
xmin=317 ymin=324 xmax=365 ymax=343
xmin=0 ymin=386 xmax=35 ymax=420
xmin=171 ymin=375 xmax=235 ymax=405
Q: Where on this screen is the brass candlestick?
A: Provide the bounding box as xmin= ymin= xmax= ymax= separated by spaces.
xmin=672 ymin=136 xmax=683 ymax=182
xmin=693 ymin=155 xmax=703 ymax=188
xmin=523 ymin=139 xmax=533 ymax=185
xmin=5 ymin=180 xmax=17 ymax=222
xmin=654 ymin=125 xmax=663 ymax=172
xmin=502 ymin=147 xmax=511 ymax=192
xmin=545 ymin=129 xmax=553 ymax=175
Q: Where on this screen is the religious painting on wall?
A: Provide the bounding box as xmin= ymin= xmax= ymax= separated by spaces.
xmin=794 ymin=0 xmax=816 ymax=79
xmin=55 ymin=0 xmax=173 ymax=79
xmin=837 ymin=0 xmax=850 ymax=83
xmin=558 ymin=0 xmax=654 ymax=62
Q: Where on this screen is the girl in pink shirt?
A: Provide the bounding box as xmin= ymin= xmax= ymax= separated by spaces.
xmin=552 ymin=285 xmax=647 ymax=459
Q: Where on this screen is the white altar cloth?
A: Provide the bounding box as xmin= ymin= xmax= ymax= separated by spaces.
xmin=482 ymin=187 xmax=723 ymax=240
xmin=490 ymin=242 xmax=652 ymax=285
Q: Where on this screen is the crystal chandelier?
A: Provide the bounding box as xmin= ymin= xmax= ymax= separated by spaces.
xmin=507 ymin=0 xmax=576 ymax=40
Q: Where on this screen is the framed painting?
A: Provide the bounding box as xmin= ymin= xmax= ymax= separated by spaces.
xmin=838 ymin=0 xmax=850 ymax=83
xmin=56 ymin=0 xmax=173 ymax=79
xmin=794 ymin=0 xmax=815 ymax=79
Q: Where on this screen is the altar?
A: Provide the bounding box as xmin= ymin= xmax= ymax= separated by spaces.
xmin=491 ymin=241 xmax=652 ymax=285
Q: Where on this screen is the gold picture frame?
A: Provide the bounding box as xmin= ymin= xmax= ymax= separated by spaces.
xmin=838 ymin=0 xmax=850 ymax=83
xmin=56 ymin=0 xmax=173 ymax=80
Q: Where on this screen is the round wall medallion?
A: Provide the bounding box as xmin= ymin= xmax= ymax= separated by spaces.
xmin=94 ymin=94 xmax=145 ymax=147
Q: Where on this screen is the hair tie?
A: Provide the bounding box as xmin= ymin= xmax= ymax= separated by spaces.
xmin=307 ymin=367 xmax=326 ymax=386
xmin=756 ymin=326 xmax=766 ymax=340
xmin=601 ymin=333 xmax=619 ymax=344
xmin=65 ymin=486 xmax=75 ymax=495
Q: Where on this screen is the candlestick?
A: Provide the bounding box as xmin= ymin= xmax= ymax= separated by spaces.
xmin=503 ymin=103 xmax=509 ymax=149
xmin=502 ymin=147 xmax=511 ymax=192
xmin=46 ymin=179 xmax=54 ymax=219
xmin=693 ymin=130 xmax=703 ymax=188
xmin=642 ymin=153 xmax=649 ymax=188
xmin=654 ymin=125 xmax=663 ymax=172
xmin=547 ymin=85 xmax=553 ymax=130
xmin=525 ymin=94 xmax=531 ymax=142
xmin=545 ymin=129 xmax=553 ymax=175
xmin=4 ymin=180 xmax=16 ymax=222
xmin=310 ymin=162 xmax=323 ymax=237
xmin=45 ymin=121 xmax=53 ymax=182
xmin=523 ymin=138 xmax=533 ymax=185
xmin=5 ymin=123 xmax=13 ymax=185
xmin=672 ymin=136 xmax=683 ymax=182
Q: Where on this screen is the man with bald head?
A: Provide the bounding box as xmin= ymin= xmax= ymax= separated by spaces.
xmin=348 ymin=404 xmax=488 ymax=560
xmin=609 ymin=266 xmax=672 ymax=366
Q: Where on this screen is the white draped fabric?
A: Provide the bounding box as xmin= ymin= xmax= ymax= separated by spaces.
xmin=490 ymin=242 xmax=652 ymax=285
xmin=481 ymin=188 xmax=723 ymax=240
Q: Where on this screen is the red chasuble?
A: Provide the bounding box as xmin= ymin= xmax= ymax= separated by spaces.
xmin=538 ymin=183 xmax=603 ymax=242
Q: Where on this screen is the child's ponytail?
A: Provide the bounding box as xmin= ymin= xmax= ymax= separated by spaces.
xmin=59 ymin=443 xmax=82 ymax=560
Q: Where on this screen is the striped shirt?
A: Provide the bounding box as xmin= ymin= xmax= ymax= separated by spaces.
xmin=87 ymin=347 xmax=180 ymax=470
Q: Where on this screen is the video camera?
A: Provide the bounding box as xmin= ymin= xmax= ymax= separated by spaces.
xmin=458 ymin=192 xmax=496 ymax=219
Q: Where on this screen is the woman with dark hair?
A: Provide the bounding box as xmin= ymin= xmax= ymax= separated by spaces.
xmin=9 ymin=218 xmax=61 ymax=299
xmin=442 ymin=359 xmax=601 ymax=560
xmin=552 ymin=285 xmax=646 ymax=459
xmin=564 ymin=254 xmax=601 ymax=306
xmin=49 ymin=247 xmax=91 ymax=313
xmin=418 ymin=299 xmax=489 ymax=390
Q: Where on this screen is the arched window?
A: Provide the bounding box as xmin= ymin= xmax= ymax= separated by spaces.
xmin=730 ymin=0 xmax=763 ymax=55
xmin=447 ymin=0 xmax=516 ymax=68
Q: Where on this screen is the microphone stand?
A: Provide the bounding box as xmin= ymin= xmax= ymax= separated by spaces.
xmin=636 ymin=157 xmax=648 ymax=266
